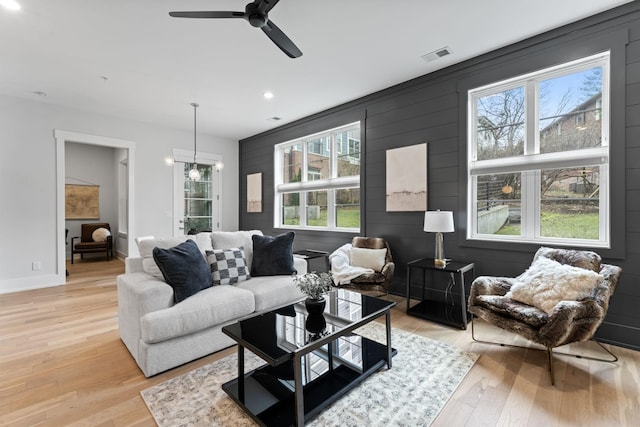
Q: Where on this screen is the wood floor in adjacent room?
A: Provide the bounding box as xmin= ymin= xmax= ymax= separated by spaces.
xmin=1 ymin=259 xmax=639 ymax=427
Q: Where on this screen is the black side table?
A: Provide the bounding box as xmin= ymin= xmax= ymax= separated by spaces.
xmin=406 ymin=258 xmax=475 ymax=330
xmin=294 ymin=249 xmax=330 ymax=273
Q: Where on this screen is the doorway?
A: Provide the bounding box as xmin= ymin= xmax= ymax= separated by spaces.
xmin=172 ymin=148 xmax=222 ymax=236
xmin=55 ymin=130 xmax=135 ymax=285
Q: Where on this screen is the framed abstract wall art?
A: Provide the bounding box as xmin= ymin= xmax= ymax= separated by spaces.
xmin=386 ymin=143 xmax=427 ymax=211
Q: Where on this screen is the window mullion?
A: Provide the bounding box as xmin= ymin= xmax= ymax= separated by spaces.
xmin=530 ymin=170 xmax=541 ymax=239
xmin=300 ymin=142 xmax=307 ymax=227
xmin=328 ymin=189 xmax=336 ymax=231
xmin=468 ymin=175 xmax=478 ymax=239
xmin=599 ymin=164 xmax=609 ymax=244
xmin=526 ymin=80 xmax=538 ymax=240
xmin=526 ymin=80 xmax=539 ymax=155
xmin=330 ymin=133 xmax=337 ymax=229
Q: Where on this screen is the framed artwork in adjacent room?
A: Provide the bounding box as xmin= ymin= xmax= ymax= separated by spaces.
xmin=65 ymin=184 xmax=100 ymax=219
xmin=386 ymin=143 xmax=427 ymax=211
xmin=247 ymin=172 xmax=262 ymax=213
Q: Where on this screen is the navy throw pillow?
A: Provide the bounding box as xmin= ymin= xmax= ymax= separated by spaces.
xmin=251 ymin=231 xmax=297 ymax=276
xmin=152 ymin=239 xmax=212 ymax=303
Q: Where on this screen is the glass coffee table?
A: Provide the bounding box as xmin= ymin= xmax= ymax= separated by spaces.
xmin=221 ymin=289 xmax=396 ymax=426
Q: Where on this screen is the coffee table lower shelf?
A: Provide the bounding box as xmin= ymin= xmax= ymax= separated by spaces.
xmin=222 ymin=337 xmax=397 ymax=427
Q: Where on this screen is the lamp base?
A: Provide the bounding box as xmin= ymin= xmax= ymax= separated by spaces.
xmin=434 ymin=258 xmax=447 ymax=267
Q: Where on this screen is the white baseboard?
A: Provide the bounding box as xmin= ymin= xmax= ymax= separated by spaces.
xmin=0 ymin=273 xmax=65 ymax=294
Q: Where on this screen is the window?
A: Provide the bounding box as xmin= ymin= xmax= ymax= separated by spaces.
xmin=467 ymin=52 xmax=610 ymax=247
xmin=275 ymin=123 xmax=361 ymax=231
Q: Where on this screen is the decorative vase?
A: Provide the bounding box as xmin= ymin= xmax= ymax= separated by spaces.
xmin=305 ymin=313 xmax=327 ymax=334
xmin=304 ymin=297 xmax=326 ymax=316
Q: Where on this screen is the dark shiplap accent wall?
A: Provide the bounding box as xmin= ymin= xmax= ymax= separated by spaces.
xmin=240 ymin=3 xmax=640 ymax=350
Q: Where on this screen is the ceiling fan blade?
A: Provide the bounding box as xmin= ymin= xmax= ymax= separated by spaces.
xmin=262 ymin=20 xmax=302 ymax=58
xmin=169 ymin=11 xmax=245 ymax=19
xmin=257 ymin=0 xmax=281 ymax=14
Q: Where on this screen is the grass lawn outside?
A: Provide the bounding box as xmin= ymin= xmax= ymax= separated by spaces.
xmin=495 ymin=211 xmax=599 ymax=239
xmin=284 ymin=207 xmax=360 ymax=228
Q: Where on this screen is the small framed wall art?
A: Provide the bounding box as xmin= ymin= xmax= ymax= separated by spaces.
xmin=247 ymin=172 xmax=262 ymax=213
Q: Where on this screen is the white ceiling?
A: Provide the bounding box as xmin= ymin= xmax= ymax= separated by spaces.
xmin=0 ymin=0 xmax=633 ymax=140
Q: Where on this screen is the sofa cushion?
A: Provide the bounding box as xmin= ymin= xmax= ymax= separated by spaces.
xmin=211 ymin=230 xmax=263 ymax=272
xmin=140 ymin=285 xmax=255 ymax=344
xmin=237 ymin=275 xmax=305 ymax=312
xmin=140 ymin=236 xmax=186 ymax=279
xmin=251 ymin=232 xmax=297 ymax=276
xmin=136 ymin=233 xmax=212 ymax=279
xmin=506 ymin=256 xmax=603 ymax=314
xmin=350 ymin=247 xmax=387 ymax=271
xmin=153 ymin=240 xmax=213 ymax=303
xmin=206 ymin=247 xmax=251 ymax=285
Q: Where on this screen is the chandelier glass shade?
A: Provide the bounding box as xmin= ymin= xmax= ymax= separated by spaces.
xmin=188 ymin=102 xmax=200 ymax=181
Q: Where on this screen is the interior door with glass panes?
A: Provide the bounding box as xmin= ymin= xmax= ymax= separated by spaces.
xmin=173 ymin=155 xmax=222 ymax=236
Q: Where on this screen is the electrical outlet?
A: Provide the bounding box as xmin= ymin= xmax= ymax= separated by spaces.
xmin=32 ymin=261 xmax=41 ymax=270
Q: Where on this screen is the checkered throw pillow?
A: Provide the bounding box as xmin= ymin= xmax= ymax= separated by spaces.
xmin=205 ymin=247 xmax=250 ymax=285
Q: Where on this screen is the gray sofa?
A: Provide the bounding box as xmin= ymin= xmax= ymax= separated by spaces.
xmin=117 ymin=230 xmax=307 ymax=377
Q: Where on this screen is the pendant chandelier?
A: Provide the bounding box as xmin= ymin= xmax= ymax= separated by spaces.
xmin=188 ymin=102 xmax=201 ymax=181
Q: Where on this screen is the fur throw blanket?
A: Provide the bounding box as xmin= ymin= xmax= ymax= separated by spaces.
xmin=329 ymin=243 xmax=374 ymax=285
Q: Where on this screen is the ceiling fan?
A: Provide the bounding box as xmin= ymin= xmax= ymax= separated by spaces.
xmin=169 ymin=0 xmax=302 ymax=58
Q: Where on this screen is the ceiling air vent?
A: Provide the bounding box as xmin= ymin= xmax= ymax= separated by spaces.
xmin=421 ymin=47 xmax=452 ymax=63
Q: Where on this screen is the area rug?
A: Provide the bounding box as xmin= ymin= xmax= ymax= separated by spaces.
xmin=141 ymin=322 xmax=478 ymax=426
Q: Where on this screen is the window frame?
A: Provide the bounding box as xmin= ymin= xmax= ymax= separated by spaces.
xmin=466 ymin=52 xmax=611 ymax=248
xmin=274 ymin=122 xmax=361 ymax=232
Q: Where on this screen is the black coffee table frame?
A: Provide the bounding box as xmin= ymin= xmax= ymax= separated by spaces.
xmin=221 ymin=290 xmax=396 ymax=426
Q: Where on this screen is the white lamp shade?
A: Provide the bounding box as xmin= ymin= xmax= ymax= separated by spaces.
xmin=424 ymin=210 xmax=454 ymax=233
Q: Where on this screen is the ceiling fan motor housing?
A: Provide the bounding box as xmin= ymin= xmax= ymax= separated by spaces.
xmin=246 ymin=3 xmax=267 ymax=27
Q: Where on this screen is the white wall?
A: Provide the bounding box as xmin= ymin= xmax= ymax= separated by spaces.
xmin=0 ymin=94 xmax=239 ymax=293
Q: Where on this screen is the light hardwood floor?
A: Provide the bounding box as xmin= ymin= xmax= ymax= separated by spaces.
xmin=1 ymin=259 xmax=639 ymax=426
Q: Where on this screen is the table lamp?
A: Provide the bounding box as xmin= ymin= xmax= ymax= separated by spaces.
xmin=423 ymin=210 xmax=455 ymax=267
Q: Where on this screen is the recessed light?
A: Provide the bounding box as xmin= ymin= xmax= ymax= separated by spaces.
xmin=33 ymin=91 xmax=47 ymax=97
xmin=263 ymin=91 xmax=274 ymax=100
xmin=0 ymin=0 xmax=21 ymax=11
xmin=267 ymin=116 xmax=282 ymax=122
